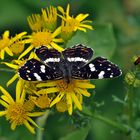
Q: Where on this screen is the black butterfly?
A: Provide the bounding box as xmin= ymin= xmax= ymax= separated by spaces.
xmin=18 ymin=44 xmax=122 ymax=82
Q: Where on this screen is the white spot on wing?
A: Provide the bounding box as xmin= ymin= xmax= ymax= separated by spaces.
xmin=27 ymin=70 xmax=30 ymax=73
xmin=98 ymin=71 xmax=105 ymax=79
xmin=28 ymin=77 xmax=31 ymax=80
xmin=40 ymin=65 xmax=46 ymax=73
xmin=34 ymin=73 xmax=42 ymax=81
xmin=89 ymin=64 xmax=94 ymax=68
xmin=67 ymin=57 xmax=88 ymax=63
xmin=91 ymin=67 xmax=96 ymax=72
xmin=107 ymin=68 xmax=111 ymax=71
xmin=44 ymin=58 xmax=60 ymax=63
xmin=89 ymin=63 xmax=96 ymax=71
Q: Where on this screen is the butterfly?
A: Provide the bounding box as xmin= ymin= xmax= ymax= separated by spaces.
xmin=18 ymin=44 xmax=122 ymax=83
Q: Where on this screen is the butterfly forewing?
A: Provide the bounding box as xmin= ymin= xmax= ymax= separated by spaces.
xmin=35 ymin=46 xmax=61 ymax=68
xmin=72 ymin=57 xmax=122 ymax=79
xmin=18 ymin=58 xmax=63 ymax=81
xmin=62 ymin=44 xmax=94 ymax=68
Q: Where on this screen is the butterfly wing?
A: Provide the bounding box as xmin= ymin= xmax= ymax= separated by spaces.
xmin=72 ymin=57 xmax=122 ymax=79
xmin=18 ymin=58 xmax=63 ymax=81
xmin=35 ymin=46 xmax=61 ymax=69
xmin=62 ymin=44 xmax=94 ymax=68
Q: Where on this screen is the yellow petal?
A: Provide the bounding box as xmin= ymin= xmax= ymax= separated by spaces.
xmin=53 ymin=38 xmax=64 ymax=43
xmin=80 ymin=24 xmax=93 ymax=30
xmin=23 ymin=38 xmax=32 ymax=44
xmin=0 ymin=110 xmax=7 ymax=116
xmin=71 ymin=92 xmax=82 ymax=110
xmin=20 ymin=89 xmax=26 ymax=103
xmin=66 ymin=4 xmax=70 ymax=17
xmin=36 ymin=82 xmax=57 ymax=88
xmin=0 ymin=49 xmax=5 ymax=60
xmin=82 ymin=20 xmax=92 ymax=23
xmin=75 ymin=82 xmax=95 ymax=89
xmin=50 ymin=92 xmax=64 ymax=107
xmin=18 ymin=45 xmax=34 ymax=60
xmin=0 ymin=99 xmax=9 ymax=108
xmin=75 ymin=14 xmax=89 ymax=22
xmin=77 ymin=27 xmax=87 ymax=32
xmin=52 ymin=26 xmax=61 ymax=38
xmin=3 ymin=30 xmax=9 ymax=39
xmin=2 ymin=62 xmax=18 ymax=69
xmin=11 ymin=122 xmax=17 ymax=130
xmin=1 ymin=95 xmax=11 ymax=104
xmin=15 ymin=32 xmax=27 ymax=39
xmin=6 ymin=74 xmax=19 ymax=87
xmin=75 ymin=88 xmax=91 ymax=97
xmin=16 ymin=80 xmax=22 ymax=102
xmin=27 ymin=117 xmax=41 ymax=129
xmin=37 ymin=87 xmax=59 ymax=94
xmin=0 ymin=86 xmax=14 ymax=103
xmin=24 ymin=121 xmax=35 ymax=134
xmin=50 ymin=42 xmax=64 ymax=52
xmin=66 ymin=94 xmax=72 ymax=115
xmin=28 ymin=52 xmax=36 ymax=59
xmin=10 ymin=32 xmax=27 ymax=44
xmin=27 ymin=112 xmax=45 ymax=117
xmin=57 ymin=6 xmax=65 ymax=15
xmin=5 ymin=47 xmax=13 ymax=56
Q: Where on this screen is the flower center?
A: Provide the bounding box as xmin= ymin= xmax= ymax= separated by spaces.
xmin=56 ymin=80 xmax=75 ymax=93
xmin=32 ymin=31 xmax=52 ymax=47
xmin=9 ymin=40 xmax=25 ymax=54
xmin=6 ymin=103 xmax=28 ymax=125
xmin=0 ymin=38 xmax=10 ymax=50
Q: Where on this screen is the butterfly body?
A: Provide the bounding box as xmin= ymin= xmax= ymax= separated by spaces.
xmin=18 ymin=44 xmax=122 ymax=82
xmin=59 ymin=59 xmax=72 ymax=83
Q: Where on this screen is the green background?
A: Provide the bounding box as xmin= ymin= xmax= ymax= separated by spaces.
xmin=0 ymin=0 xmax=140 ymax=140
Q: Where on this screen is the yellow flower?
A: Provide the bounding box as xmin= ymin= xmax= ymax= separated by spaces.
xmin=9 ymin=33 xmax=27 ymax=55
xmin=0 ymin=31 xmax=26 ymax=59
xmin=36 ymin=79 xmax=95 ymax=115
xmin=41 ymin=6 xmax=57 ymax=31
xmin=30 ymin=95 xmax=51 ymax=109
xmin=0 ymin=81 xmax=44 ymax=134
xmin=27 ymin=6 xmax=57 ymax=32
xmin=18 ymin=27 xmax=64 ymax=60
xmin=58 ymin=4 xmax=93 ymax=32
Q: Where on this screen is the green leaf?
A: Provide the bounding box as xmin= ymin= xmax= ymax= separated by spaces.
xmin=59 ymin=126 xmax=90 ymax=140
xmin=67 ymin=23 xmax=117 ymax=59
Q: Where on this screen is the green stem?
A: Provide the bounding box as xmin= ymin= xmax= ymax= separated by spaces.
xmin=127 ymin=87 xmax=134 ymax=127
xmin=36 ymin=110 xmax=50 ymax=140
xmin=0 ymin=68 xmax=15 ymax=73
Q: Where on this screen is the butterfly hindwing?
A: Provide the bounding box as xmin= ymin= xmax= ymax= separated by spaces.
xmin=35 ymin=46 xmax=61 ymax=68
xmin=18 ymin=58 xmax=63 ymax=81
xmin=72 ymin=57 xmax=122 ymax=79
xmin=62 ymin=44 xmax=94 ymax=68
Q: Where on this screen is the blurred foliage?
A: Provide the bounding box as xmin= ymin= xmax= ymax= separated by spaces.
xmin=0 ymin=0 xmax=140 ymax=140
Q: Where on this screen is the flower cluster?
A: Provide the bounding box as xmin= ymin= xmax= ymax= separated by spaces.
xmin=0 ymin=4 xmax=94 ymax=133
